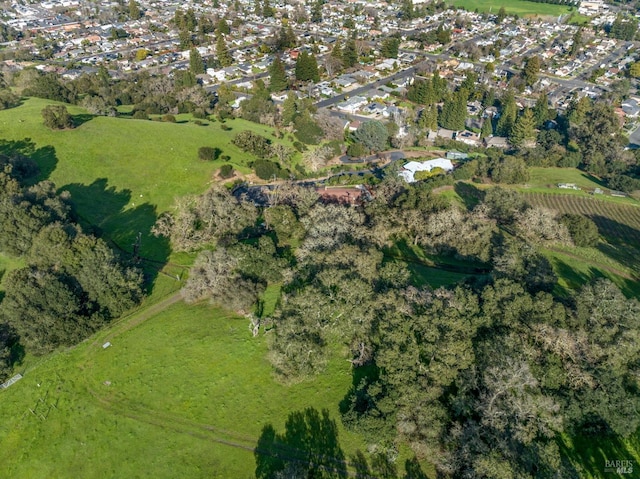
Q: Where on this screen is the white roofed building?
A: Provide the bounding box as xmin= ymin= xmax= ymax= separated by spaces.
xmin=398 ymin=158 xmax=454 ymax=183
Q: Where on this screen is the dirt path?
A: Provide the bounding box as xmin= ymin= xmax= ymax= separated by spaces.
xmin=89 ymin=290 xmax=183 ymax=349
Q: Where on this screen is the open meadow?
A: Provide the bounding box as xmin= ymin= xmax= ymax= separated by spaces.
xmin=0 ymin=98 xmax=293 ymax=261
xmin=448 ymin=0 xmax=572 ymax=17
xmin=0 ymin=301 xmax=358 ymax=478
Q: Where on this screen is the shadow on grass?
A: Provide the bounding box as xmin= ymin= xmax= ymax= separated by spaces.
xmin=558 ymin=432 xmax=638 ymax=479
xmin=255 ymin=408 xmax=348 ymax=479
xmin=71 ymin=113 xmax=95 ymax=128
xmin=580 ymin=173 xmax=607 ymax=189
xmin=0 ymin=138 xmax=58 ymax=183
xmin=61 ymin=178 xmax=171 ymax=293
xmin=454 ymin=181 xmax=485 ymax=211
xmin=550 ymin=257 xmax=640 ymax=298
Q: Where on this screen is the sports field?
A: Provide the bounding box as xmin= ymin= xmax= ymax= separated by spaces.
xmin=448 ymin=0 xmax=572 ymax=16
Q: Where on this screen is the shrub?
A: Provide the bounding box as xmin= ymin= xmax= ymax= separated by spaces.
xmin=198 ymin=146 xmax=221 ymax=161
xmin=162 ymin=114 xmax=176 ymax=123
xmin=221 ymin=155 xmax=231 ymax=161
xmin=220 ymin=123 xmax=232 ymax=131
xmin=132 ymin=110 xmax=148 ymax=120
xmin=253 ymin=159 xmax=281 ymax=180
xmin=219 ymin=164 xmax=234 ymax=179
xmin=293 ymin=141 xmax=306 ymax=152
xmin=347 ymin=142 xmax=368 ymax=158
xmin=232 ymin=131 xmax=272 ymax=157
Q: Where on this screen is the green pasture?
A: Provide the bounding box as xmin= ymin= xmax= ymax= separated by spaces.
xmin=0 ymin=300 xmax=434 ymax=478
xmin=0 ymin=98 xmax=293 ymax=260
xmin=448 ymin=0 xmax=572 ymax=16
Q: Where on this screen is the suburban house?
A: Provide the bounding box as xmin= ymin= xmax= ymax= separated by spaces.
xmin=398 ymin=158 xmax=455 ymax=183
xmin=336 ymin=96 xmax=368 ymax=114
xmin=484 ymin=136 xmax=510 ymax=148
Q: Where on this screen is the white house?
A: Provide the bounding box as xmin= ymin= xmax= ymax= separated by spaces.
xmin=398 ymin=158 xmax=454 ymax=183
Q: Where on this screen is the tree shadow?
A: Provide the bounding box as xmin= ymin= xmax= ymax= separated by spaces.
xmin=453 ymin=181 xmax=485 ymax=211
xmin=0 ymin=138 xmax=58 ymax=183
xmin=580 ymin=173 xmax=607 ymax=189
xmin=71 ymin=113 xmax=95 ymax=128
xmin=61 ymin=178 xmax=171 ymax=293
xmin=558 ymin=431 xmax=637 ymax=479
xmin=403 ymin=457 xmax=428 ymax=479
xmin=255 ymin=408 xmax=348 ymax=479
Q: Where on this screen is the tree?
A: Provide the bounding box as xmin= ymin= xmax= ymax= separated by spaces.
xmin=532 ymin=92 xmax=549 ymax=127
xmin=629 ymin=62 xmax=640 ymax=78
xmin=268 ymin=56 xmax=288 ymax=92
xmin=496 ymin=6 xmax=507 ymax=23
xmin=380 ymin=37 xmax=400 ymax=59
xmin=480 ymin=116 xmax=493 ymax=139
xmin=41 ymin=105 xmax=73 ymax=130
xmin=189 ymin=48 xmax=205 ymax=75
xmin=295 ymin=51 xmax=320 ymax=83
xmin=559 ymin=213 xmax=599 ymax=247
xmin=342 ymin=39 xmax=358 ymax=68
xmin=439 ymin=89 xmax=467 ymax=131
xmin=262 ymin=0 xmax=274 ymax=18
xmin=128 ymin=0 xmax=141 ymax=20
xmin=217 ymin=18 xmax=230 ymax=35
xmin=522 ymin=56 xmax=541 ymax=86
xmin=216 ymin=34 xmax=232 ymax=67
xmin=496 ymin=90 xmax=517 ymax=137
xmin=353 ymin=120 xmax=388 ymax=153
xmin=311 ymin=0 xmax=323 ymax=23
xmin=182 ymin=248 xmax=263 ymax=312
xmin=510 ymin=108 xmax=536 ymax=148
xmin=152 ymin=185 xmax=258 ymax=251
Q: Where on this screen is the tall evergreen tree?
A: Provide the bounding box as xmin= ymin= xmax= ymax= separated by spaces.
xmin=431 ymin=71 xmax=447 ymax=102
xmin=216 ymin=34 xmax=232 ymax=67
xmin=189 ymin=48 xmax=205 ymax=75
xmin=311 ymin=0 xmax=323 ymax=23
xmin=496 ymin=90 xmax=517 ymax=137
xmin=510 ymin=108 xmax=536 ymax=148
xmin=533 ymin=92 xmax=549 ymax=128
xmin=295 ymin=51 xmax=320 ymax=83
xmin=269 ymin=56 xmax=288 ymax=92
xmin=480 ymin=115 xmax=494 ymax=139
xmin=128 ymin=0 xmax=141 ymax=20
xmin=342 ymin=39 xmax=358 ymax=68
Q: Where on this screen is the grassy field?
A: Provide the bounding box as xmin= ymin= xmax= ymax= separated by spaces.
xmin=1 ymin=300 xmax=413 ymax=478
xmin=448 ymin=0 xmax=572 ymax=16
xmin=0 ymin=98 xmax=293 ymax=260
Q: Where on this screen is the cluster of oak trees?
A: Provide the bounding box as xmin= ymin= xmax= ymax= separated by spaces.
xmin=0 ymin=148 xmax=144 ymax=377
xmin=153 ymin=177 xmax=638 ymax=477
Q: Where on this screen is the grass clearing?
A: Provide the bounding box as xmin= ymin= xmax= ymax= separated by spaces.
xmin=0 ymin=98 xmax=293 ymax=260
xmin=0 ymin=300 xmax=384 ymax=478
xmin=447 ymin=0 xmax=572 ymax=16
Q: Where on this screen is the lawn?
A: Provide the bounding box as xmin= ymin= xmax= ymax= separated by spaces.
xmin=448 ymin=0 xmax=572 ymax=16
xmin=1 ymin=300 xmax=428 ymax=478
xmin=0 ymin=98 xmax=293 ymax=260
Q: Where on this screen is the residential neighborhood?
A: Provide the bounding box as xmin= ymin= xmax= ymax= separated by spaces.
xmin=2 ymin=0 xmax=640 ymax=153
